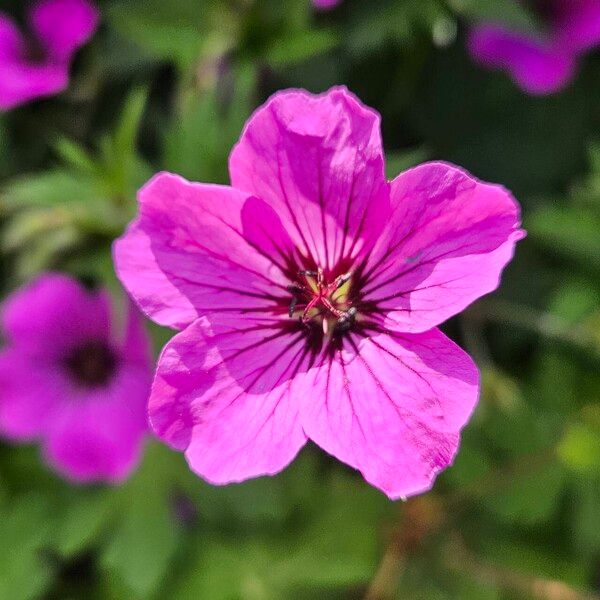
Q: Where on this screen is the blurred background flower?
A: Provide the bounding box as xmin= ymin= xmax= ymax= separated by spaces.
xmin=0 ymin=273 xmax=151 ymax=482
xmin=0 ymin=0 xmax=599 ymax=599
xmin=0 ymin=0 xmax=99 ymax=110
xmin=313 ymin=0 xmax=343 ymax=10
xmin=468 ymin=0 xmax=600 ymax=94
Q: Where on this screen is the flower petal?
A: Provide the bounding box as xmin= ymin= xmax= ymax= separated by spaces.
xmin=149 ymin=314 xmax=308 ymax=483
xmin=361 ymin=162 xmax=524 ymax=333
xmin=0 ymin=50 xmax=69 ymax=111
xmin=114 ymin=172 xmax=291 ymax=330
xmin=0 ymin=13 xmax=22 ymax=60
xmin=42 ymin=364 xmax=149 ymax=483
xmin=468 ymin=24 xmax=576 ymax=95
xmin=300 ymin=328 xmax=479 ymax=499
xmin=1 ymin=273 xmax=111 ymax=357
xmin=313 ymin=0 xmax=343 ymax=9
xmin=28 ymin=0 xmax=99 ymax=63
xmin=0 ymin=351 xmax=66 ymax=441
xmin=229 ymin=86 xmax=390 ymax=269
xmin=118 ymin=298 xmax=152 ymax=366
xmin=554 ymin=0 xmax=600 ymax=54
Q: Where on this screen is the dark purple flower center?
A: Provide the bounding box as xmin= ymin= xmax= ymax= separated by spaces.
xmin=65 ymin=341 xmax=118 ymax=388
xmin=525 ymin=0 xmax=560 ymax=28
xmin=21 ymin=33 xmax=49 ymax=64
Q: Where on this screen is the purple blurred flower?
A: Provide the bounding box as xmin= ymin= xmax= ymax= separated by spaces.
xmin=0 ymin=274 xmax=151 ymax=484
xmin=468 ymin=0 xmax=600 ymax=95
xmin=114 ymin=86 xmax=524 ymax=499
xmin=0 ymin=0 xmax=99 ymax=111
xmin=312 ymin=0 xmax=342 ymax=10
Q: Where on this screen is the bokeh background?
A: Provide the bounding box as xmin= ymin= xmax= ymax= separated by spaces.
xmin=1 ymin=0 xmax=600 ymax=598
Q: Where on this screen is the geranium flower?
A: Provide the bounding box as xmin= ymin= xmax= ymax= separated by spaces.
xmin=114 ymin=87 xmax=524 ymax=499
xmin=468 ymin=0 xmax=600 ymax=95
xmin=0 ymin=0 xmax=99 ymax=110
xmin=0 ymin=274 xmax=151 ymax=483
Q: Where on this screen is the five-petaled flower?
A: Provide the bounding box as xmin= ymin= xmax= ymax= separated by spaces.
xmin=0 ymin=0 xmax=99 ymax=111
xmin=468 ymin=0 xmax=600 ymax=95
xmin=114 ymin=87 xmax=524 ymax=499
xmin=0 ymin=274 xmax=151 ymax=483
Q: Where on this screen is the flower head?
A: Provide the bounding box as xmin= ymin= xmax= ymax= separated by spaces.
xmin=0 ymin=274 xmax=151 ymax=483
xmin=468 ymin=0 xmax=600 ymax=95
xmin=114 ymin=87 xmax=524 ymax=499
xmin=0 ymin=0 xmax=99 ymax=110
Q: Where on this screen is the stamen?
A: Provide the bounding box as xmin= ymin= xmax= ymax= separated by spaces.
xmin=288 ymin=267 xmax=356 ymax=336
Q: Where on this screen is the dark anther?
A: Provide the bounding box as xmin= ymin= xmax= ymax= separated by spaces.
xmin=333 ymin=307 xmax=357 ymax=336
xmin=335 ymin=272 xmax=352 ymax=290
xmin=288 ymin=295 xmax=298 ymax=317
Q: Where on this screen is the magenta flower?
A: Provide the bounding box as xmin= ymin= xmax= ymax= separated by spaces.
xmin=468 ymin=0 xmax=600 ymax=95
xmin=0 ymin=0 xmax=99 ymax=111
xmin=114 ymin=87 xmax=524 ymax=499
xmin=312 ymin=0 xmax=343 ymax=10
xmin=0 ymin=274 xmax=151 ymax=483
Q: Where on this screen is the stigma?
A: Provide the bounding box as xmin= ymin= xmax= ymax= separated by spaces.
xmin=287 ymin=267 xmax=357 ymax=336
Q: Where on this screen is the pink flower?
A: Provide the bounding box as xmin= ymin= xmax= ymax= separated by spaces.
xmin=0 ymin=0 xmax=99 ymax=111
xmin=114 ymin=87 xmax=524 ymax=499
xmin=0 ymin=274 xmax=151 ymax=483
xmin=468 ymin=0 xmax=600 ymax=95
xmin=312 ymin=0 xmax=342 ymax=10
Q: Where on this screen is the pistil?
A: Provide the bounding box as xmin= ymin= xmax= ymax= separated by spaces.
xmin=288 ymin=267 xmax=356 ymax=335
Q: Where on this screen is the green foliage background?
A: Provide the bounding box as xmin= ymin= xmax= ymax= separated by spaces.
xmin=1 ymin=0 xmax=599 ymax=598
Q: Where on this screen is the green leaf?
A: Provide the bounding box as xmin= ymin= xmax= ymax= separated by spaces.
xmin=346 ymin=0 xmax=447 ymax=55
xmin=54 ymin=138 xmax=98 ymax=175
xmin=267 ymin=29 xmax=339 ymax=66
xmin=0 ymin=494 xmax=55 ymax=600
xmin=100 ymin=444 xmax=188 ymax=597
xmin=99 ymin=88 xmax=153 ymax=199
xmin=483 ymin=462 xmax=566 ymax=526
xmin=571 ymin=476 xmax=600 ymax=557
xmin=1 ymin=170 xmax=100 ymax=212
xmin=558 ymin=423 xmax=600 ymax=473
xmin=105 ymin=0 xmax=237 ymax=69
xmin=163 ymin=65 xmax=256 ymax=183
xmin=478 ymin=538 xmax=588 ymax=588
xmin=113 ymin=87 xmax=149 ymax=163
xmin=167 ymin=468 xmax=389 ymax=598
xmin=448 ymin=0 xmax=537 ymax=29
xmin=105 ymin=3 xmax=203 ymax=67
xmin=527 ymin=206 xmax=600 ymax=271
xmin=54 ymin=490 xmax=118 ymax=559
